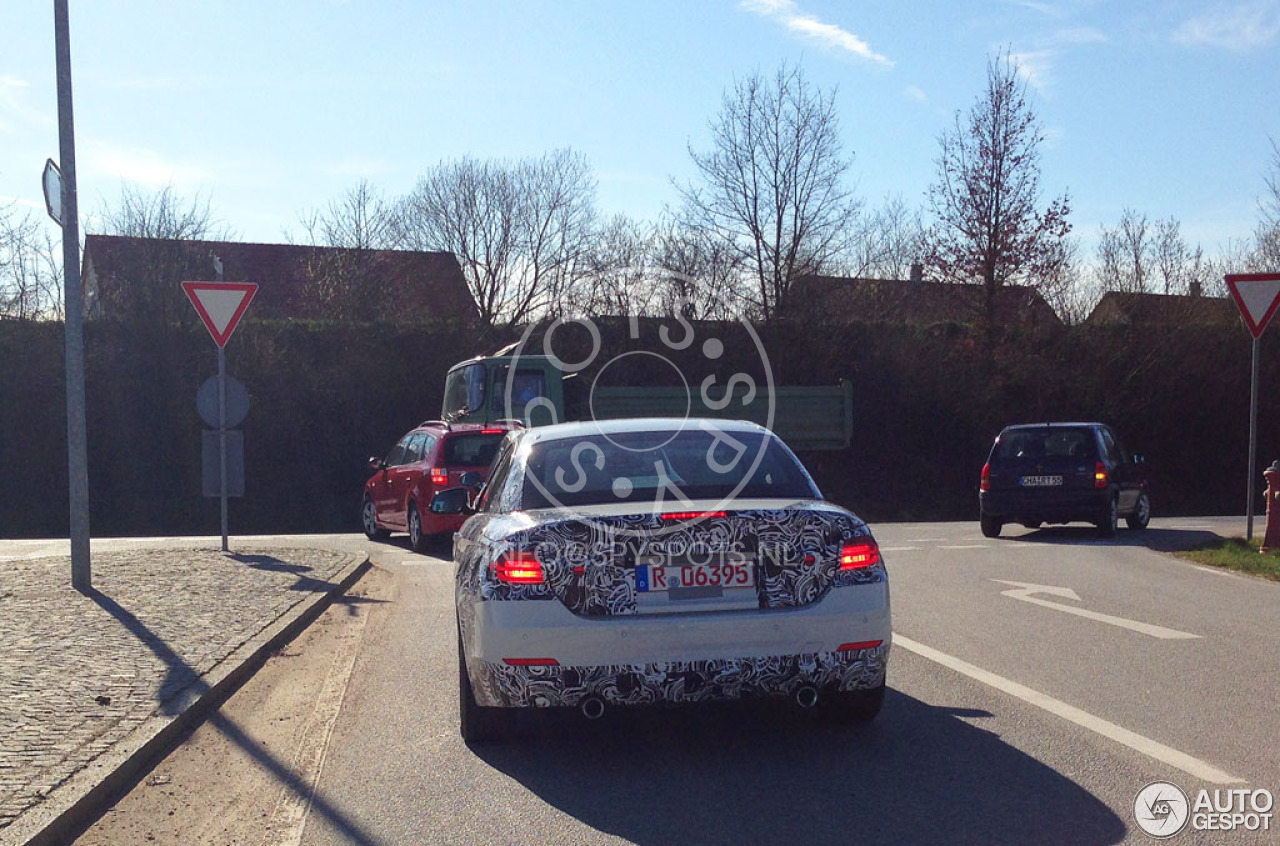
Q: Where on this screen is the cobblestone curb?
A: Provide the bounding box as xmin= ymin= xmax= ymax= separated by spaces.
xmin=0 ymin=547 xmax=369 ymax=846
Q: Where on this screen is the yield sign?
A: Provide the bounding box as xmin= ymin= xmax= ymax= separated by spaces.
xmin=1225 ymin=273 xmax=1280 ymax=339
xmin=182 ymin=281 xmax=258 ymax=347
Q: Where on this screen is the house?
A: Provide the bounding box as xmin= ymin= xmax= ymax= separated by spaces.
xmin=1083 ymin=288 xmax=1241 ymax=328
xmin=790 ymin=269 xmax=1063 ymax=329
xmin=81 ymin=235 xmax=477 ymax=324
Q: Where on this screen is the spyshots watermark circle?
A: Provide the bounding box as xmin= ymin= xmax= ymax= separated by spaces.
xmin=1134 ymin=781 xmax=1190 ymax=839
xmin=500 ymin=269 xmax=775 ymax=539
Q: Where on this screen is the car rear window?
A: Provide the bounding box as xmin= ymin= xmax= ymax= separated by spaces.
xmin=441 ymin=433 xmax=505 ymax=467
xmin=993 ymin=428 xmax=1096 ymax=462
xmin=520 ymin=429 xmax=819 ymax=508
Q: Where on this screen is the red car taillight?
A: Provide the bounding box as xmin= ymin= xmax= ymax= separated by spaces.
xmin=660 ymin=510 xmax=728 ymax=521
xmin=430 ymin=466 xmax=449 ymax=485
xmin=492 ymin=551 xmax=545 ymax=584
xmin=980 ymin=462 xmax=991 ymax=492
xmin=1094 ymin=461 xmax=1108 ymax=489
xmin=840 ymin=539 xmax=880 ymax=570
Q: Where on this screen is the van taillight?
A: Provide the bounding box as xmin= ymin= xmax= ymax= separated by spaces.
xmin=1094 ymin=461 xmax=1108 ymax=489
xmin=980 ymin=463 xmax=991 ymax=492
xmin=840 ymin=540 xmax=880 ymax=570
xmin=492 ymin=551 xmax=545 ymax=585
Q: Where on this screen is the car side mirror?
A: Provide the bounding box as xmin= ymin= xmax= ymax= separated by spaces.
xmin=368 ymin=456 xmax=385 ymax=471
xmin=1132 ymin=454 xmax=1144 ymax=465
xmin=459 ymin=471 xmax=484 ymax=488
xmin=430 ymin=486 xmax=474 ymax=515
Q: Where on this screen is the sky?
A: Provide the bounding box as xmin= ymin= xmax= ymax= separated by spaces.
xmin=3 ymin=0 xmax=1279 ymax=265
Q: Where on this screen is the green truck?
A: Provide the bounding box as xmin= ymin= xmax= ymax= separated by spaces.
xmin=442 ymin=353 xmax=852 ymax=451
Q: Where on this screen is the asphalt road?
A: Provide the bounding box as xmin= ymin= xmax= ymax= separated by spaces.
xmin=56 ymin=517 xmax=1280 ymax=844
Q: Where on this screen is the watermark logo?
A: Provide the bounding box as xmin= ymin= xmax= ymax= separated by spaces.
xmin=1134 ymin=782 xmax=1274 ymax=838
xmin=1134 ymin=782 xmax=1190 ymax=838
xmin=501 ymin=271 xmax=776 ymax=537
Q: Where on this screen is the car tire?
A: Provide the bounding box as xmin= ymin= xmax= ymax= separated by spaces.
xmin=458 ymin=635 xmax=514 ymax=743
xmin=361 ymin=497 xmax=389 ymax=540
xmin=1127 ymin=492 xmax=1151 ymax=530
xmin=821 ymin=682 xmax=885 ymax=725
xmin=980 ymin=514 xmax=1003 ymax=538
xmin=1097 ymin=494 xmax=1119 ymax=538
xmin=408 ymin=502 xmax=428 ymax=554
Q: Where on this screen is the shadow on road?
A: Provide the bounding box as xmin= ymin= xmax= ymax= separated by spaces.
xmin=77 ymin=557 xmax=381 ymax=845
xmin=1005 ymin=525 xmax=1221 ymax=552
xmin=472 ymin=691 xmax=1127 ymax=845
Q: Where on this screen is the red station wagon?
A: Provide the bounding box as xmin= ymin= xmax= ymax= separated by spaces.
xmin=362 ymin=421 xmax=515 ymax=552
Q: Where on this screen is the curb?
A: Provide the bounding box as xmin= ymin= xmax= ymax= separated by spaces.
xmin=4 ymin=553 xmax=371 ymax=846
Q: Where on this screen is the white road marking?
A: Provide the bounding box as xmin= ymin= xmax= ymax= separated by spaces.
xmin=991 ymin=580 xmax=1200 ymax=640
xmin=941 ymin=544 xmax=989 ymax=550
xmin=904 ymin=538 xmax=945 ymax=543
xmin=879 ymin=546 xmax=921 ymax=552
xmin=263 ymin=586 xmax=372 ymax=845
xmin=399 ymin=558 xmax=449 ymax=567
xmin=893 ymin=634 xmax=1244 ymax=785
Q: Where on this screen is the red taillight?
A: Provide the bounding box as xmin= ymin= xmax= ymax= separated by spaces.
xmin=430 ymin=467 xmax=449 ymax=485
xmin=492 ymin=551 xmax=545 ymax=584
xmin=1094 ymin=461 xmax=1108 ymax=489
xmin=837 ymin=640 xmax=883 ymax=652
xmin=481 ymin=428 xmax=506 ymax=435
xmin=502 ymin=657 xmax=559 ymax=666
xmin=840 ymin=539 xmax=880 ymax=570
xmin=980 ymin=462 xmax=991 ymax=492
xmin=660 ymin=510 xmax=728 ymax=521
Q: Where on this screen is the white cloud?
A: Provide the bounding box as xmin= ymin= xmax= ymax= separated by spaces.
xmin=741 ymin=0 xmax=893 ymax=68
xmin=1009 ymin=49 xmax=1057 ymax=93
xmin=904 ymin=85 xmax=928 ymax=102
xmin=0 ymin=75 xmax=54 ymax=134
xmin=1174 ymin=2 xmax=1280 ymax=50
xmin=87 ymin=142 xmax=211 ymax=187
xmin=326 ymin=157 xmax=389 ymax=178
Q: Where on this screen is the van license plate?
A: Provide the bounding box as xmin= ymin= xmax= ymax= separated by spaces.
xmin=1020 ymin=475 xmax=1063 ymax=487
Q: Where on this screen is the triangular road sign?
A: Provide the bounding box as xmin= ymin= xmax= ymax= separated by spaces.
xmin=182 ymin=281 xmax=258 ymax=347
xmin=1226 ymin=273 xmax=1280 ymax=339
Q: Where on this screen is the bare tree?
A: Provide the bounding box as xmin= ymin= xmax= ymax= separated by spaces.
xmin=394 ymin=149 xmax=597 ymax=327
xmin=853 ymin=194 xmax=927 ymax=279
xmin=0 ymin=203 xmax=63 ymax=320
xmin=677 ymin=63 xmax=862 ymax=320
xmin=296 ymin=179 xmax=395 ymax=249
xmin=1256 ymin=138 xmax=1280 ymax=269
xmin=653 ymin=216 xmax=747 ymax=320
xmin=1095 ymin=208 xmax=1209 ymax=296
xmin=96 ymin=183 xmax=230 ymax=241
xmin=565 ymin=214 xmax=663 ymax=317
xmin=925 ymin=50 xmax=1071 ymax=325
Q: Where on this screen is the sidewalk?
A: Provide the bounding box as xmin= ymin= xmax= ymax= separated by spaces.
xmin=0 ymin=544 xmax=368 ymax=846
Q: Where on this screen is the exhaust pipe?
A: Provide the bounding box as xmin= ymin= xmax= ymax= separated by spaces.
xmin=794 ymin=685 xmax=819 ymax=709
xmin=580 ymin=696 xmax=606 ymax=720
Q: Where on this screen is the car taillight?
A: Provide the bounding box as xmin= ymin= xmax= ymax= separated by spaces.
xmin=502 ymin=657 xmax=559 ymax=666
xmin=430 ymin=467 xmax=449 ymax=485
xmin=980 ymin=462 xmax=991 ymax=492
xmin=837 ymin=640 xmax=883 ymax=652
xmin=840 ymin=539 xmax=880 ymax=570
xmin=1094 ymin=461 xmax=1108 ymax=489
xmin=481 ymin=428 xmax=506 ymax=435
xmin=492 ymin=551 xmax=545 ymax=584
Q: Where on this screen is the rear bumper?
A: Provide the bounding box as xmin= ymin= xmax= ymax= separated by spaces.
xmin=461 ymin=583 xmax=891 ymax=708
xmin=980 ymin=489 xmax=1106 ymax=522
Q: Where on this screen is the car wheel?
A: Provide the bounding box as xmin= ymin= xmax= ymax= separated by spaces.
xmin=980 ymin=514 xmax=1003 ymax=538
xmin=408 ymin=503 xmax=427 ymax=554
xmin=458 ymin=635 xmax=514 ymax=743
xmin=1127 ymin=492 xmax=1151 ymax=530
xmin=1097 ymin=494 xmax=1119 ymax=538
xmin=821 ymin=682 xmax=885 ymax=725
xmin=361 ymin=497 xmax=388 ymax=540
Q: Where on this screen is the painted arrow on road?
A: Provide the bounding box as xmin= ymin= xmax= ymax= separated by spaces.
xmin=991 ymin=580 xmax=1200 ymax=640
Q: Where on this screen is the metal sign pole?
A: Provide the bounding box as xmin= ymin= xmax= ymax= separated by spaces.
xmin=1248 ymin=336 xmax=1260 ymax=541
xmin=55 ymin=0 xmax=91 ymax=590
xmin=219 ymin=345 xmax=229 ymax=552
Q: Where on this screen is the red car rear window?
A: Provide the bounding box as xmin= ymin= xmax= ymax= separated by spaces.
xmin=442 ymin=433 xmax=505 ymax=467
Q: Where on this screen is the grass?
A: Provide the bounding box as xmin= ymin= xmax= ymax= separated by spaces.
xmin=1177 ymin=537 xmax=1280 ymax=581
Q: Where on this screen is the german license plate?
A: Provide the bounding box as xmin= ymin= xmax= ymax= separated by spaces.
xmin=636 ymin=563 xmax=755 ymax=593
xmin=1020 ymin=475 xmax=1063 ymax=487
